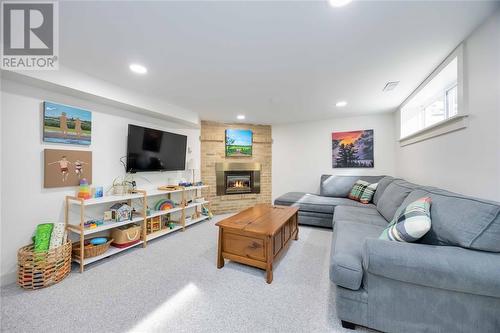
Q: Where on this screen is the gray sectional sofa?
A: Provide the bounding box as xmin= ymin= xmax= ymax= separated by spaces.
xmin=274 ymin=175 xmax=500 ymax=332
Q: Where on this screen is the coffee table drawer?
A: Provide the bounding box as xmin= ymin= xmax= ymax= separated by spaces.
xmin=222 ymin=232 xmax=265 ymax=261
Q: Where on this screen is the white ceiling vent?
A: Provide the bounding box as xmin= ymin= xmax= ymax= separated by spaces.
xmin=383 ymin=81 xmax=399 ymax=92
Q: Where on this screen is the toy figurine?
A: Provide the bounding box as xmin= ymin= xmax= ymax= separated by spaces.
xmin=77 ymin=178 xmax=92 ymax=200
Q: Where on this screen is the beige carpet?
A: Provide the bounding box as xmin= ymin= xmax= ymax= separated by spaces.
xmin=1 ymin=214 xmax=374 ymax=333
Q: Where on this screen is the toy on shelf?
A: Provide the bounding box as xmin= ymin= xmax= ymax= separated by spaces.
xmin=90 ymin=237 xmax=107 ymax=245
xmin=77 ymin=178 xmax=92 ymax=200
xmin=94 ymin=186 xmax=103 ymax=198
xmin=103 ymin=211 xmax=113 ymax=221
xmin=110 ymin=203 xmax=133 ymax=222
xmin=84 ymin=219 xmax=104 ymax=229
xmin=154 ymin=199 xmax=175 ymax=211
xmin=194 ymin=181 xmax=203 ymax=186
xmin=147 ymin=216 xmax=161 ymax=234
xmin=202 ymin=205 xmax=213 ymax=219
xmin=168 ymin=222 xmax=176 ymax=229
xmin=178 ymin=181 xmax=192 ymax=187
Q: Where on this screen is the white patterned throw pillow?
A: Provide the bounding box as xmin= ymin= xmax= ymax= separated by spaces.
xmin=379 ymin=197 xmax=432 ymax=242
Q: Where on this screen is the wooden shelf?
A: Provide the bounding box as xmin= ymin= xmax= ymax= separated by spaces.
xmin=69 ymin=216 xmax=144 ymax=236
xmin=68 ymin=185 xmax=208 ymax=206
xmin=185 ymin=215 xmax=210 ymax=227
xmin=70 ymin=193 xmax=145 ymax=206
xmin=146 ymin=225 xmax=183 ymax=241
xmin=73 ymin=240 xmax=144 ymax=265
xmin=66 ymin=185 xmax=211 ymax=272
xmin=185 ymin=201 xmax=210 ymax=209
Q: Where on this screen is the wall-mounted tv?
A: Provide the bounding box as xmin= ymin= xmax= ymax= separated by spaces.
xmin=225 ymin=129 xmax=253 ymax=157
xmin=126 ymin=124 xmax=187 ymax=172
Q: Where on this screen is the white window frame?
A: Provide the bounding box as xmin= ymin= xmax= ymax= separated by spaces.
xmin=399 ymin=44 xmax=468 ymax=146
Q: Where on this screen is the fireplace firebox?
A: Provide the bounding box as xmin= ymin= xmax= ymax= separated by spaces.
xmin=225 ymin=172 xmax=252 ymax=194
xmin=215 ymin=162 xmax=261 ymax=196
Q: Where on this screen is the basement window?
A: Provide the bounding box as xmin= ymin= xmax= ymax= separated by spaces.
xmin=399 ymin=45 xmax=467 ymax=144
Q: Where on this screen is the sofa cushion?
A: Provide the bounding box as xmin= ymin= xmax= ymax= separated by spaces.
xmin=376 ymin=180 xmax=419 ymax=221
xmin=397 ymin=188 xmax=500 ymax=252
xmin=330 ymin=220 xmax=385 ymax=290
xmin=372 ymin=176 xmax=396 ymax=205
xmin=274 ymin=192 xmax=374 ymax=215
xmin=379 ymin=197 xmax=432 ymax=242
xmin=334 ymin=206 xmax=388 ymax=227
xmin=320 ymin=175 xmax=384 ymax=198
xmin=297 ymin=211 xmax=334 ymax=228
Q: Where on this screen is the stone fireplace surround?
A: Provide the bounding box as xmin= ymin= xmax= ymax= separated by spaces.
xmin=200 ymin=121 xmax=272 ymax=214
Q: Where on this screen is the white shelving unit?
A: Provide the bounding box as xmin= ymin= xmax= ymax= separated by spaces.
xmin=65 ymin=185 xmax=211 ymax=272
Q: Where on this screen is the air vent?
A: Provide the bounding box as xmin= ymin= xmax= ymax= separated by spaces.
xmin=383 ymin=81 xmax=399 ymax=92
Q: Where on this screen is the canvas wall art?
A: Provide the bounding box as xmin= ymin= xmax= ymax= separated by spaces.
xmin=225 ymin=129 xmax=253 ymax=157
xmin=44 ymin=149 xmax=92 ymax=188
xmin=332 ymin=129 xmax=374 ymax=168
xmin=43 ymin=101 xmax=92 ymax=145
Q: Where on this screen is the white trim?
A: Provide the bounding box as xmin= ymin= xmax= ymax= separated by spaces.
xmin=399 ymin=114 xmax=468 ymax=146
xmin=399 ymin=44 xmax=464 ymax=140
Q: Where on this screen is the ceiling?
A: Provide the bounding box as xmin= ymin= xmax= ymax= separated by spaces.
xmin=59 ymin=1 xmax=499 ymax=125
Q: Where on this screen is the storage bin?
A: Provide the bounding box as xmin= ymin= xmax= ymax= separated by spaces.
xmin=17 ymin=241 xmax=72 ymax=290
xmin=111 ymin=224 xmax=141 ymax=247
xmin=72 ymin=238 xmax=113 ymax=259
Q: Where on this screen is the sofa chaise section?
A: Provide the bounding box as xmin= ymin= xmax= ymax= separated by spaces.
xmin=273 ymin=175 xmax=385 ymax=228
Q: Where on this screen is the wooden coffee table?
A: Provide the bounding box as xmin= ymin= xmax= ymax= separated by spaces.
xmin=216 ymin=204 xmax=299 ymax=283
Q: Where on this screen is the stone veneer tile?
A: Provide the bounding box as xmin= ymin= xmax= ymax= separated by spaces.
xmin=201 ymin=121 xmax=272 ymax=214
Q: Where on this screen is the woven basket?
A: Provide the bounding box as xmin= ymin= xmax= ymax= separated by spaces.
xmin=17 ymin=241 xmax=72 ymax=290
xmin=72 ymin=238 xmax=113 ymax=260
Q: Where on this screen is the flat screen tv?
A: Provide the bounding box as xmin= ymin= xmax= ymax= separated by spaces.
xmin=126 ymin=124 xmax=187 ymax=172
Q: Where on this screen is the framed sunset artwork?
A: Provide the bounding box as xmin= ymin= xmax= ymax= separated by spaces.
xmin=332 ymin=130 xmax=374 ymax=168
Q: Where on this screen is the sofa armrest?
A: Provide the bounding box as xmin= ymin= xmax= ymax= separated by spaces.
xmin=362 ymin=239 xmax=500 ymax=298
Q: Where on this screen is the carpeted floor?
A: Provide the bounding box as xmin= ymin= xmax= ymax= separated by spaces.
xmin=1 ymin=214 xmax=374 ymax=333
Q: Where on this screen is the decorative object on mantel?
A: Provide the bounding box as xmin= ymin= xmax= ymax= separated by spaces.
xmin=332 ymin=129 xmax=374 ymax=168
xmin=225 ymin=129 xmax=253 ymax=157
xmin=43 ymin=101 xmax=92 ymax=145
xmin=44 ymin=149 xmax=92 ymax=188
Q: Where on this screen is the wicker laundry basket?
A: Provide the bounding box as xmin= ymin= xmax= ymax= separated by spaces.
xmin=17 ymin=241 xmax=72 ymax=290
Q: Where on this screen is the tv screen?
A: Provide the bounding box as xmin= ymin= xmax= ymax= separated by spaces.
xmin=126 ymin=124 xmax=187 ymax=172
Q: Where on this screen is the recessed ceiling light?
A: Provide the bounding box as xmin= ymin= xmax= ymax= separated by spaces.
xmin=328 ymin=0 xmax=352 ymax=8
xmin=237 ymin=115 xmax=245 ymax=120
xmin=129 ymin=63 xmax=147 ymax=74
xmin=336 ymin=101 xmax=348 ymax=107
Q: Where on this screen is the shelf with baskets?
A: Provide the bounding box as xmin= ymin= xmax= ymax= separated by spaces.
xmin=65 ymin=185 xmax=211 ymax=272
xmin=73 ymin=240 xmax=145 ymax=265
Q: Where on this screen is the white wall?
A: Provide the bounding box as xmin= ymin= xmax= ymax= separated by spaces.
xmin=394 ymin=11 xmax=500 ymax=201
xmin=272 ymin=113 xmax=395 ymax=200
xmin=0 ymin=79 xmax=200 ymax=284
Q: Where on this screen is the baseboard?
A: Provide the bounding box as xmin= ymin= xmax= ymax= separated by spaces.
xmin=1 ymin=271 xmax=17 ymax=287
